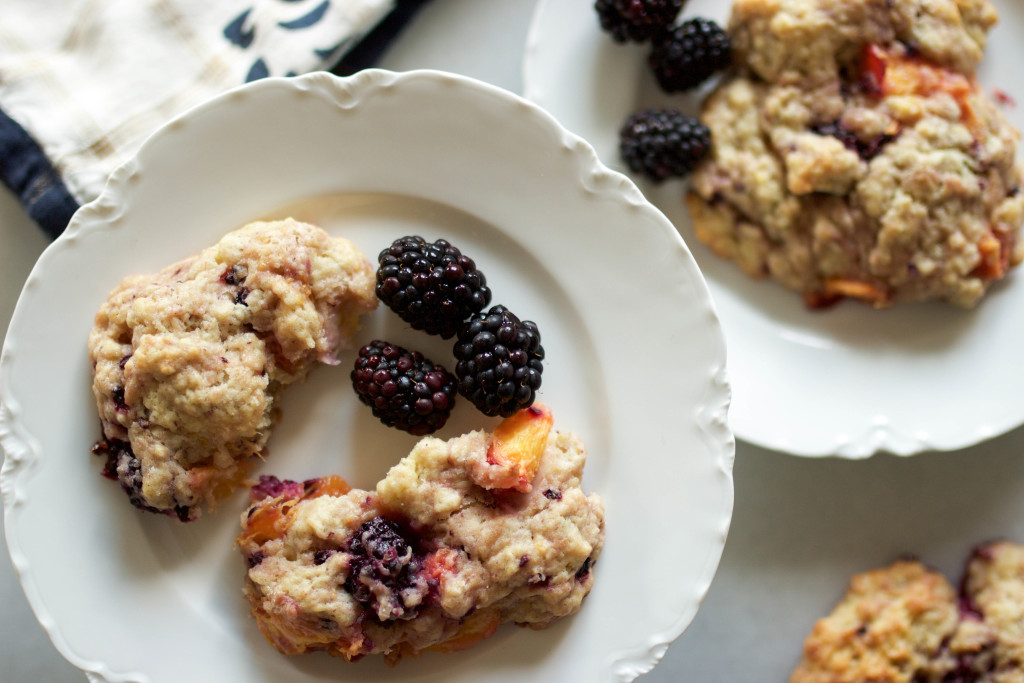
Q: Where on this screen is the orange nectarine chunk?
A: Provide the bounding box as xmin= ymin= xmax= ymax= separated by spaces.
xmin=487 ymin=403 xmax=553 ymax=493
xmin=303 ymin=474 xmax=351 ymax=500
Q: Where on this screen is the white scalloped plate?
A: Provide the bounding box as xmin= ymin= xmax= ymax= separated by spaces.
xmin=524 ymin=0 xmax=1024 ymax=458
xmin=0 ymin=70 xmax=733 ymax=682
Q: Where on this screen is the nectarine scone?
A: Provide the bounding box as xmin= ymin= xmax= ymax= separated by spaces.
xmin=236 ymin=405 xmax=605 ymax=662
xmin=688 ymin=0 xmax=1024 ymax=308
xmin=89 ymin=218 xmax=377 ymax=521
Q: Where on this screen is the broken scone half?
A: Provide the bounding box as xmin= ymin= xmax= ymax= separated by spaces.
xmin=89 ymin=218 xmax=377 ymax=521
xmin=236 ymin=405 xmax=605 ymax=662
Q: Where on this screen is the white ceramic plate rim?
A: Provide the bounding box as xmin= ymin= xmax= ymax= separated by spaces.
xmin=1 ymin=69 xmax=733 ymax=682
xmin=524 ymin=0 xmax=1024 ymax=458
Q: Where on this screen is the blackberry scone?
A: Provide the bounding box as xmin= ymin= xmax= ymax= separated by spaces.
xmin=792 ymin=541 xmax=1024 ymax=682
xmin=790 ymin=560 xmax=959 ymax=682
xmin=687 ymin=0 xmax=1024 ymax=308
xmin=236 ymin=405 xmax=605 ymax=662
xmin=89 ymin=218 xmax=377 ymax=521
xmin=943 ymin=540 xmax=1024 ymax=680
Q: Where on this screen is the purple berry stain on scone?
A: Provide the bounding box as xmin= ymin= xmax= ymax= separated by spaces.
xmin=92 ymin=438 xmax=192 ymax=521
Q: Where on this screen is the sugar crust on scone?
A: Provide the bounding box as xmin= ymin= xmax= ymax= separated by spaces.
xmin=688 ymin=0 xmax=1024 ymax=308
xmin=88 ymin=218 xmax=377 ymax=520
xmin=236 ymin=427 xmax=605 ymax=662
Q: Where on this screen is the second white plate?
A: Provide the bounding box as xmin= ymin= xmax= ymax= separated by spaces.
xmin=525 ymin=0 xmax=1024 ymax=457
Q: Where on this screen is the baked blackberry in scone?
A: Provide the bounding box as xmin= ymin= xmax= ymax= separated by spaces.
xmin=789 ymin=560 xmax=960 ymax=683
xmin=943 ymin=540 xmax=1024 ymax=680
xmin=687 ymin=0 xmax=1024 ymax=308
xmin=236 ymin=405 xmax=605 ymax=662
xmin=88 ymin=218 xmax=377 ymax=521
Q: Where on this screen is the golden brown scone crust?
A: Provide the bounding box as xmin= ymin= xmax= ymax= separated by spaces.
xmin=790 ymin=560 xmax=958 ymax=683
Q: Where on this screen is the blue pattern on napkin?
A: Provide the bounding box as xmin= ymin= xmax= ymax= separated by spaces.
xmin=224 ymin=8 xmax=256 ymax=48
xmin=278 ymin=0 xmax=330 ymax=29
xmin=246 ymin=58 xmax=271 ymax=82
xmin=231 ymin=0 xmax=335 ymax=82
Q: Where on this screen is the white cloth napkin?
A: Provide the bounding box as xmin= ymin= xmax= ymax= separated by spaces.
xmin=0 ymin=0 xmax=394 ymax=212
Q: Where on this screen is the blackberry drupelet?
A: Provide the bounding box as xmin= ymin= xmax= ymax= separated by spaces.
xmin=351 ymin=340 xmax=457 ymax=435
xmin=453 ymin=305 xmax=544 ymax=418
xmin=376 ymin=236 xmax=491 ymax=339
xmin=594 ymin=0 xmax=683 ymax=43
xmin=619 ymin=108 xmax=711 ymax=182
xmin=648 ymin=17 xmax=732 ymax=92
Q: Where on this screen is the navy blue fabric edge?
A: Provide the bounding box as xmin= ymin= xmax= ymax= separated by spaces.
xmin=0 ymin=105 xmax=80 ymax=240
xmin=331 ymin=0 xmax=433 ymax=76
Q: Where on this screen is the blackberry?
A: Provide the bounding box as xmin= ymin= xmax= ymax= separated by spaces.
xmin=594 ymin=0 xmax=684 ymax=43
xmin=91 ymin=438 xmax=192 ymax=521
xmin=619 ymin=108 xmax=711 ymax=182
xmin=343 ymin=516 xmax=426 ymax=621
xmin=376 ymin=236 xmax=491 ymax=339
xmin=649 ymin=17 xmax=732 ymax=93
xmin=453 ymin=305 xmax=544 ymax=418
xmin=351 ymin=340 xmax=457 ymax=435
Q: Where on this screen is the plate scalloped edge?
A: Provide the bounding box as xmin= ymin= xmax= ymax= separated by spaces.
xmin=1 ymin=363 xmax=148 ymax=683
xmin=0 ymin=68 xmax=735 ymax=683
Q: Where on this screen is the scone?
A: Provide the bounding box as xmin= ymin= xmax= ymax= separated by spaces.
xmin=791 ymin=541 xmax=1024 ymax=682
xmin=687 ymin=0 xmax=1024 ymax=308
xmin=236 ymin=405 xmax=605 ymax=662
xmin=790 ymin=560 xmax=959 ymax=682
xmin=89 ymin=218 xmax=377 ymax=521
xmin=944 ymin=540 xmax=1024 ymax=680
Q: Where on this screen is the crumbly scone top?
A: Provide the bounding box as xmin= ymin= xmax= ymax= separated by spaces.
xmin=688 ymin=0 xmax=1023 ymax=307
xmin=88 ymin=218 xmax=377 ymax=519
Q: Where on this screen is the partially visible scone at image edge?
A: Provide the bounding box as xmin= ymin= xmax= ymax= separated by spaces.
xmin=687 ymin=0 xmax=1024 ymax=308
xmin=236 ymin=406 xmax=605 ymax=662
xmin=790 ymin=559 xmax=959 ymax=682
xmin=88 ymin=218 xmax=377 ymax=521
xmin=944 ymin=540 xmax=1024 ymax=681
xmin=791 ymin=540 xmax=1024 ymax=682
